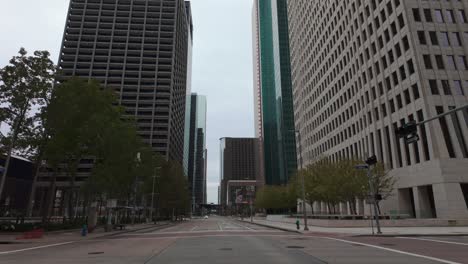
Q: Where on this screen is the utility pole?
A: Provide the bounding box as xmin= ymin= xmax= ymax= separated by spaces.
xmin=356 ymin=155 xmax=381 ymax=235
xmin=295 ymin=130 xmax=309 ymax=231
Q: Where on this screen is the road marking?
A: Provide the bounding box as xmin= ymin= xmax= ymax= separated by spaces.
xmin=322 ymin=237 xmax=461 ymax=264
xmin=191 ymin=226 xmax=198 ymax=231
xmin=397 ymin=237 xmax=468 ymax=246
xmin=0 ymin=241 xmax=75 ymax=255
xmin=218 ymin=222 xmax=224 ymax=231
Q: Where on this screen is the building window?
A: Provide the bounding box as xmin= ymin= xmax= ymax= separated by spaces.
xmin=435 ymin=55 xmax=445 ymax=70
xmin=459 ymin=10 xmax=467 ymax=23
xmin=429 ymin=31 xmax=439 ymax=45
xmin=417 ymin=110 xmax=430 ymax=161
xmin=446 ymin=10 xmax=455 ymax=23
xmin=461 ymin=184 xmax=468 ymax=209
xmin=447 ymin=55 xmax=457 ymax=70
xmin=441 ymin=80 xmax=452 ymax=95
xmin=429 ymin=79 xmax=439 ymax=95
xmin=435 ymin=9 xmax=444 ymax=23
xmin=436 ymin=106 xmax=456 ymax=158
xmin=418 ymin=31 xmax=427 ymax=45
xmin=424 ymin=9 xmax=433 ymax=22
xmin=412 ymin=84 xmax=420 ymax=100
xmin=454 ymin=80 xmax=464 ymax=95
xmin=457 ymin=56 xmax=468 ymax=70
xmin=449 ymin=106 xmax=468 ymax=158
xmin=423 ymin=54 xmax=433 ymax=69
xmin=452 ymin=32 xmax=462 ymax=46
xmin=441 ymin=32 xmax=451 ymax=46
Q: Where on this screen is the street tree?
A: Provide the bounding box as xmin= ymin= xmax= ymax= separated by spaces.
xmin=44 ymin=77 xmax=122 ymax=218
xmin=0 ymin=48 xmax=56 ymax=204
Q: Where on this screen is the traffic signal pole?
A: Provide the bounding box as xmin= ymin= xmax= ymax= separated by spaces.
xmin=396 ymin=104 xmax=468 ymax=142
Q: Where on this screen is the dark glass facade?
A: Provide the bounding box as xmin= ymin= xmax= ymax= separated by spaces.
xmin=254 ymin=0 xmax=297 ymax=185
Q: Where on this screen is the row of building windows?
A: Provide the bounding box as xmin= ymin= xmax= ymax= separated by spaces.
xmin=413 ymin=8 xmax=467 ymax=24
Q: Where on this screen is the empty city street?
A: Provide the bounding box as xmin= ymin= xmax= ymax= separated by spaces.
xmin=1 ymin=216 xmax=467 ymax=264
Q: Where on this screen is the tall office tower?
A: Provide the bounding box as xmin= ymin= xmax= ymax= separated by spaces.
xmin=184 ymin=94 xmax=207 ymax=214
xmin=219 ymin=138 xmax=261 ymax=207
xmin=252 ymin=0 xmax=297 ymax=186
xmin=288 ymin=0 xmax=468 ymax=219
xmin=58 ymin=0 xmax=193 ymax=163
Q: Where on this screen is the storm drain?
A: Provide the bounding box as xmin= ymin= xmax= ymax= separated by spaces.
xmin=88 ymin=252 xmax=104 ymax=255
xmin=287 ymin=246 xmax=305 ymax=249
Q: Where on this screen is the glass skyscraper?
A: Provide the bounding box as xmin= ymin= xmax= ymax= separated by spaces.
xmin=253 ymin=0 xmax=297 ymax=185
xmin=183 ymin=93 xmax=207 ymax=214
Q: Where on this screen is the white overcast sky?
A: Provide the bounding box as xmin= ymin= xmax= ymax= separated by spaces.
xmin=0 ymin=0 xmax=255 ymax=204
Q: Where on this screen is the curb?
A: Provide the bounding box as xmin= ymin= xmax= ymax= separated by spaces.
xmin=355 ymin=233 xmax=468 ymax=238
xmin=237 ymin=219 xmax=302 ymax=234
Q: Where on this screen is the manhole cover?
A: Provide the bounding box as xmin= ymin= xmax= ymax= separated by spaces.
xmin=219 ymin=248 xmax=233 ymax=251
xmin=380 ymin=243 xmax=395 ymax=246
xmin=287 ymin=246 xmax=305 ymax=249
xmin=88 ymin=252 xmax=104 ymax=255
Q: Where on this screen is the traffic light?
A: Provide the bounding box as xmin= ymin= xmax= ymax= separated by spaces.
xmin=396 ymin=121 xmax=419 ymax=144
xmin=365 ymin=155 xmax=377 ymax=166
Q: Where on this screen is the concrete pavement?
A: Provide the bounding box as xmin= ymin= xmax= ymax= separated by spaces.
xmin=242 ymin=218 xmax=468 ymax=236
xmin=1 ymin=216 xmax=467 ymax=263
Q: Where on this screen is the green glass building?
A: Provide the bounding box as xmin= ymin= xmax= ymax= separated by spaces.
xmin=253 ymin=0 xmax=297 ymax=185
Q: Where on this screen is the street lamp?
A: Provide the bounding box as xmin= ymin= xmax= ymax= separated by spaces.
xmin=356 ymin=155 xmax=382 ymax=235
xmin=149 ymin=166 xmax=161 ymax=224
xmin=294 ymin=130 xmax=309 ymax=231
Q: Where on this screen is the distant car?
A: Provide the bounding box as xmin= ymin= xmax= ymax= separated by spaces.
xmin=204 ymin=215 xmax=209 ymax=219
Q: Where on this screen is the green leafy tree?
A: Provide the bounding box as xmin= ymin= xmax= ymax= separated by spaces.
xmin=44 ymin=77 xmax=122 ymax=218
xmin=0 ymin=48 xmax=56 ymax=204
xmin=371 ymin=162 xmax=396 ymax=213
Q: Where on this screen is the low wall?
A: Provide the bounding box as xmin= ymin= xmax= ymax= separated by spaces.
xmin=263 ymin=215 xmax=468 ymax=227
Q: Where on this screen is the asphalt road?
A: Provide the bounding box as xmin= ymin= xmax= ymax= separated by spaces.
xmin=1 ymin=216 xmax=467 ymax=264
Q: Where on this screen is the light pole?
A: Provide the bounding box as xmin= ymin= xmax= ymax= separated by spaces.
xmin=149 ymin=167 xmax=161 ymax=224
xmin=295 ymin=130 xmax=309 ymax=231
xmin=356 ymin=155 xmax=382 ymax=234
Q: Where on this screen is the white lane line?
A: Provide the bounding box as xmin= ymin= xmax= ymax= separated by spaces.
xmin=218 ymin=222 xmax=224 ymax=231
xmin=0 ymin=241 xmax=75 ymax=255
xmin=397 ymin=237 xmax=468 ymax=246
xmin=191 ymin=226 xmax=198 ymax=231
xmin=322 ymin=237 xmax=461 ymax=264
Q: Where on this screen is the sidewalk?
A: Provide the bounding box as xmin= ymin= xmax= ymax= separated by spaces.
xmin=0 ymin=222 xmax=168 ymax=244
xmin=241 ymin=218 xmax=468 ymax=236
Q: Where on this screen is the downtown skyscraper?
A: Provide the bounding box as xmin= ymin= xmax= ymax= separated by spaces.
xmin=288 ymin=0 xmax=468 ymax=219
xmin=252 ymin=0 xmax=297 ymax=186
xmin=183 ymin=93 xmax=207 ymax=214
xmin=57 ymin=0 xmax=193 ymax=164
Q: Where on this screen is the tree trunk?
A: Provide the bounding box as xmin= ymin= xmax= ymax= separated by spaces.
xmin=0 ymin=109 xmax=26 ymax=202
xmin=43 ymin=168 xmax=57 ymax=223
xmin=26 ymin=154 xmax=43 ymax=217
